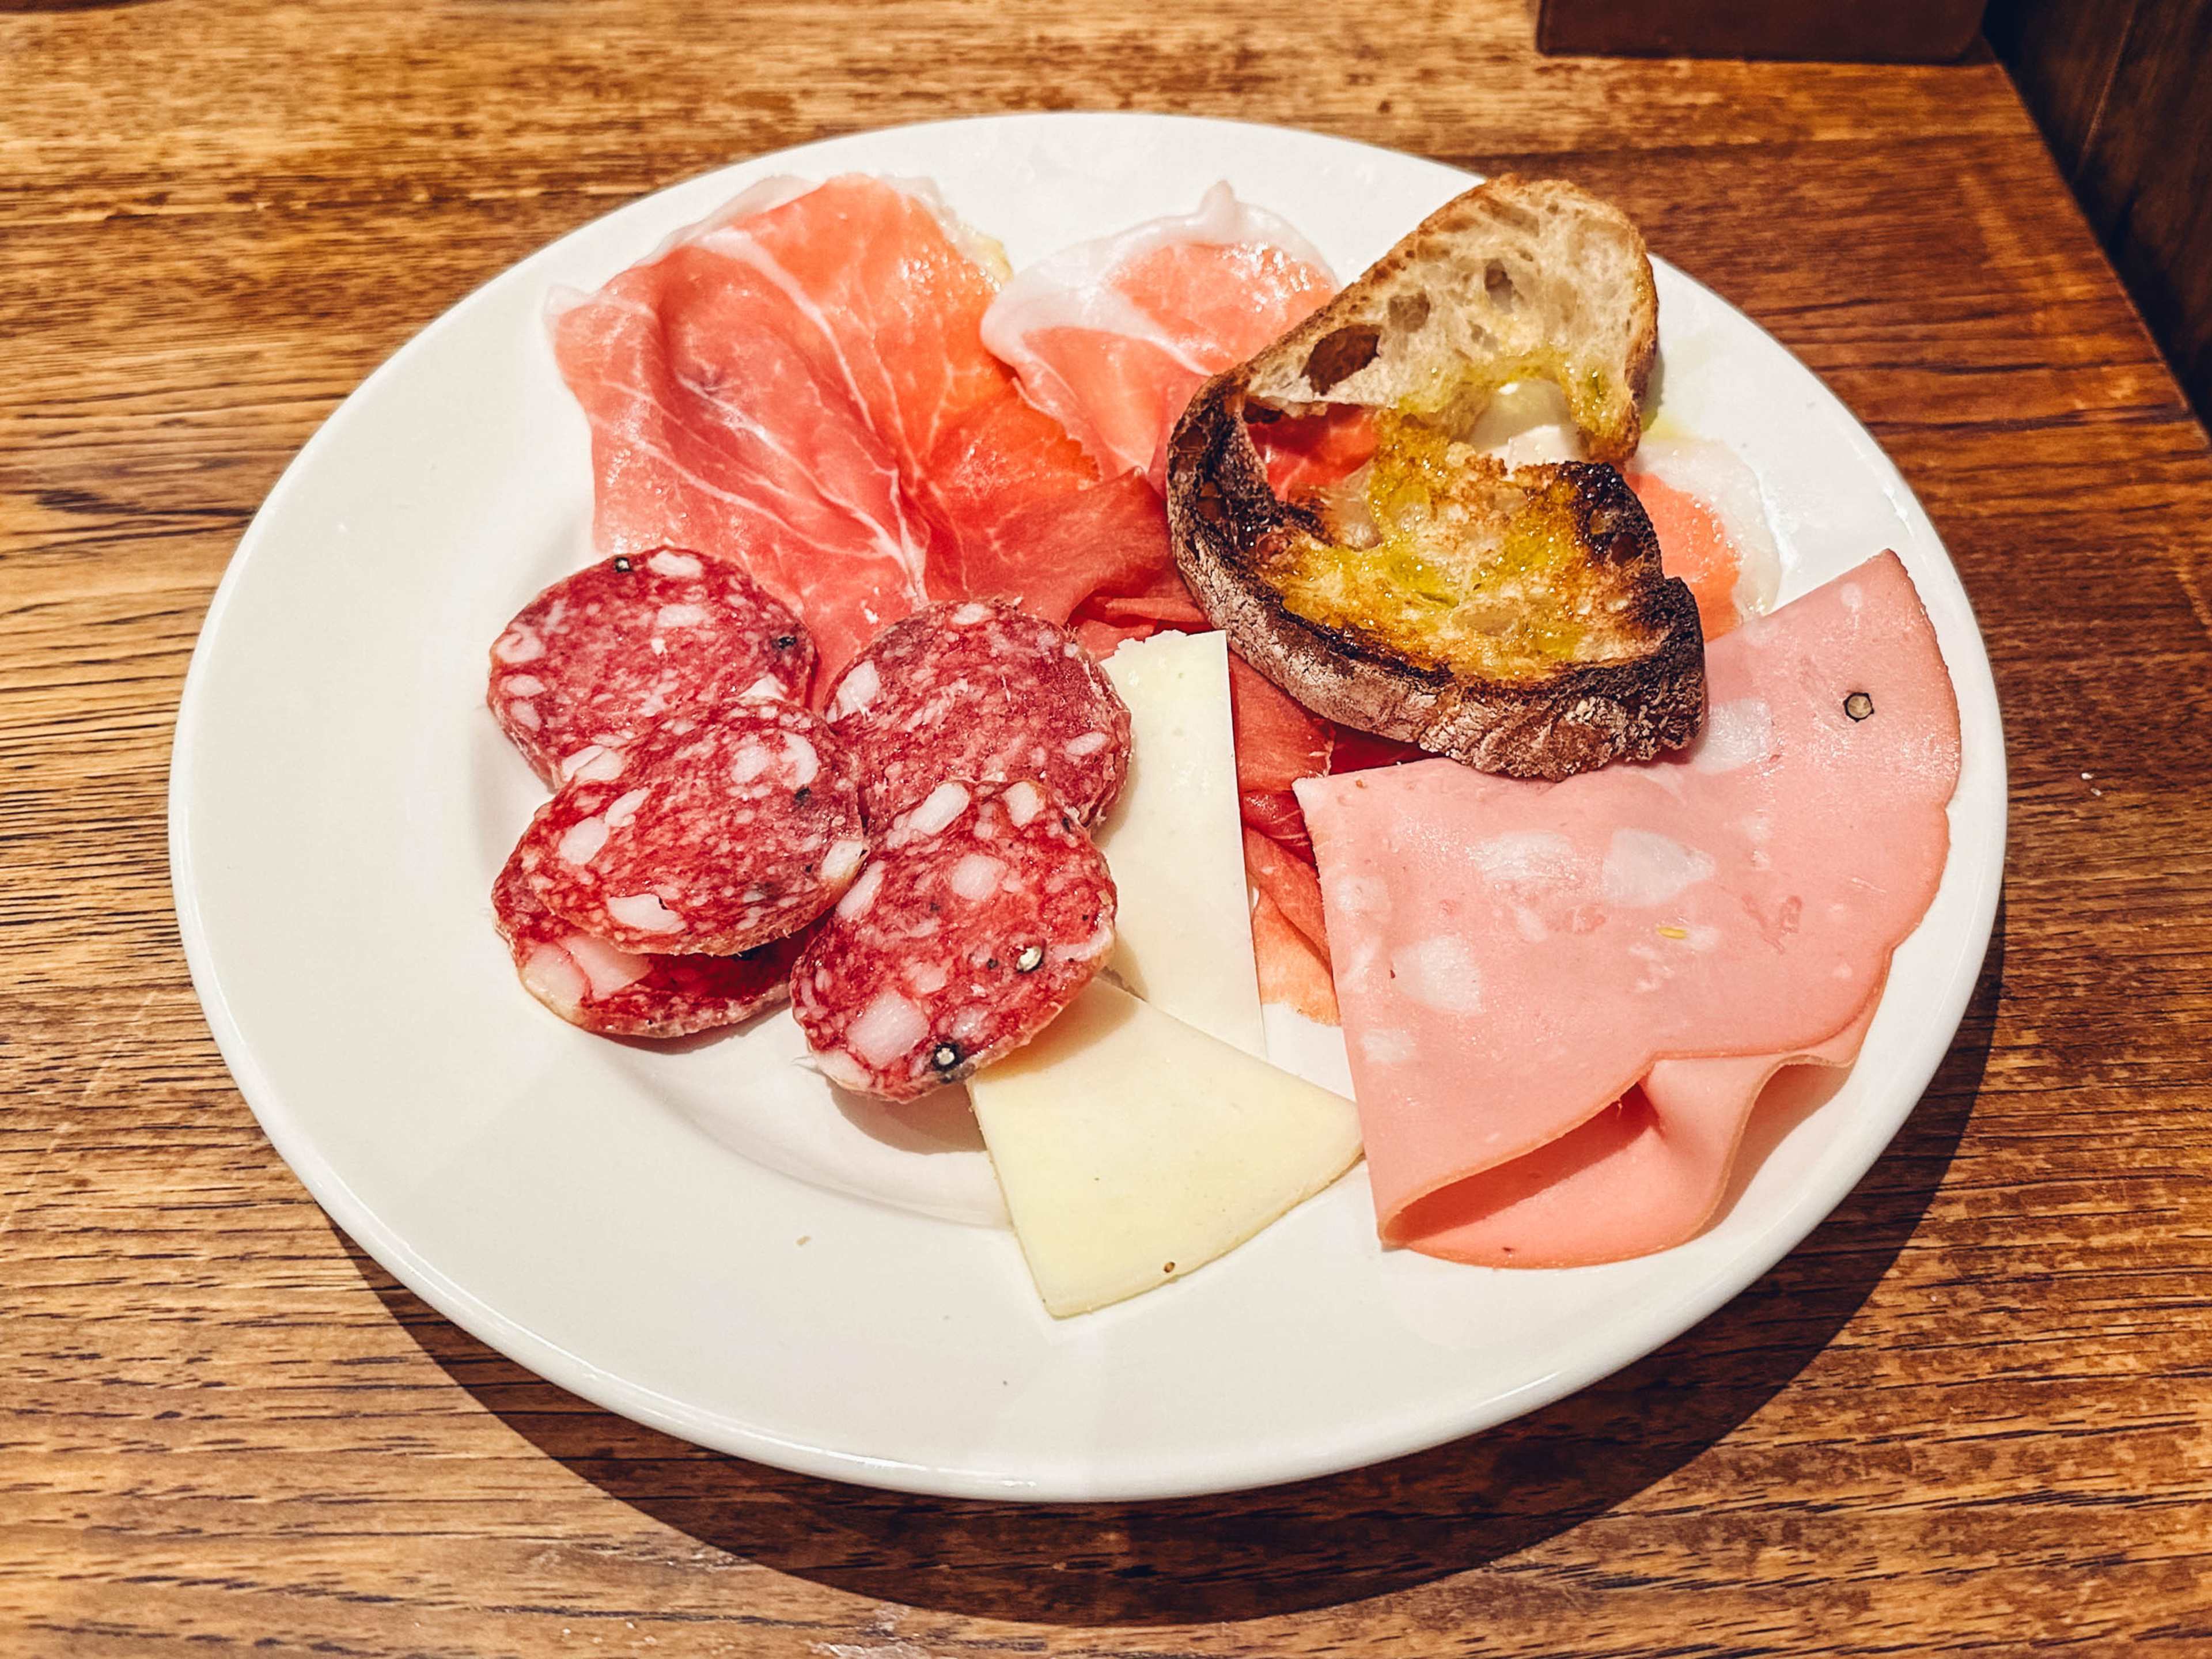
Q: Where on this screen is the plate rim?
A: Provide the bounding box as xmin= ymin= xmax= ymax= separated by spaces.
xmin=168 ymin=109 xmax=2009 ymax=1502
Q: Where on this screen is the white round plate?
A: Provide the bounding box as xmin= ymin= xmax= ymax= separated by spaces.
xmin=171 ymin=113 xmax=2005 ymax=1502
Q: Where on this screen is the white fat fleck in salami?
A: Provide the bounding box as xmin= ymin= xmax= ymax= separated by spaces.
xmin=821 ymin=838 xmax=869 ymax=884
xmin=835 ymin=860 xmax=885 ymax=919
xmin=565 ymin=930 xmax=654 ymax=998
xmin=491 ymin=849 xmax=798 ymax=1039
xmin=782 ymin=733 xmax=820 ymax=787
xmin=514 ymin=701 xmax=869 ymax=955
xmin=820 ymin=599 xmax=1132 ymax=829
xmin=521 ymin=944 xmax=590 ymax=1014
xmin=948 ymin=853 xmax=1006 ymax=900
xmin=730 ymin=741 xmax=775 ymax=785
xmin=558 ymin=816 xmax=610 ymax=867
xmin=494 ymin=624 xmax=546 ymax=665
xmin=560 ymin=744 xmax=626 ymax=784
xmin=810 ymin=1049 xmax=874 ymax=1093
xmin=905 ymin=781 xmax=972 ymax=837
xmin=487 ymin=547 xmax=815 ymax=787
xmin=603 ymin=788 xmax=650 ymax=830
xmin=605 ymin=892 xmax=685 ymax=934
xmin=847 ymin=990 xmax=930 ymax=1069
xmin=789 ymin=779 xmax=1116 ymax=1101
xmin=830 ymin=660 xmax=882 ymax=719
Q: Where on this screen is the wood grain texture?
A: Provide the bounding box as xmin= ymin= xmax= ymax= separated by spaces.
xmin=1988 ymin=0 xmax=2212 ymax=425
xmin=5 ymin=2 xmax=2211 ymax=1654
xmin=1983 ymin=0 xmax=2135 ymax=166
xmin=1535 ymin=0 xmax=1987 ymax=63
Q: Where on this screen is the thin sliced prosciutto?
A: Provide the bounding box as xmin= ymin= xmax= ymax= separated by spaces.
xmin=1229 ymin=657 xmax=1336 ymax=1020
xmin=554 ymin=174 xmax=1137 ymax=681
xmin=980 ymin=183 xmax=1336 ymax=490
xmin=1297 ymin=552 xmax=1961 ymax=1266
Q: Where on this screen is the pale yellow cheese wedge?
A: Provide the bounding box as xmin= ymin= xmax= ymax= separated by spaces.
xmin=1094 ymin=630 xmax=1266 ymax=1057
xmin=969 ymin=981 xmax=1362 ymax=1317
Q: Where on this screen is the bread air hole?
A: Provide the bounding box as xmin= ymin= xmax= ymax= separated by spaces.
xmin=1388 ymin=292 xmax=1431 ymax=334
xmin=1484 ymin=260 xmax=1517 ymax=310
xmin=1304 ymin=324 xmax=1381 ymax=393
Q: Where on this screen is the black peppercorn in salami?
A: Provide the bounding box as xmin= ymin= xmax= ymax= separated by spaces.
xmin=514 ymin=702 xmax=869 ymax=956
xmin=821 ymin=599 xmax=1132 ymax=829
xmin=491 ymin=851 xmax=800 ymax=1038
xmin=789 ymin=779 xmax=1116 ymax=1100
xmin=489 ymin=547 xmax=815 ymax=787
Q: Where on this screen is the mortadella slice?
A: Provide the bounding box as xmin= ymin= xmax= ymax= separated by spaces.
xmin=1296 ymin=551 xmax=1960 ymax=1262
xmin=1392 ymin=991 xmax=1878 ymax=1267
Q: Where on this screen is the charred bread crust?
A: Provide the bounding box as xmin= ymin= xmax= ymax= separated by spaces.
xmin=1167 ymin=376 xmax=1706 ymax=781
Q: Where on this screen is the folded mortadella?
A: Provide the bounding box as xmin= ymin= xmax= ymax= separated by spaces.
xmin=1391 ymin=991 xmax=1880 ymax=1266
xmin=1296 ymin=552 xmax=1961 ymax=1265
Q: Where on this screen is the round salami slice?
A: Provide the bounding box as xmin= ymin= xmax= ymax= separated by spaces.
xmin=492 ymin=852 xmax=798 ymax=1039
xmin=790 ymin=779 xmax=1116 ymax=1100
xmin=514 ymin=702 xmax=869 ymax=956
xmin=489 ymin=547 xmax=815 ymax=787
xmin=823 ymin=599 xmax=1132 ymax=828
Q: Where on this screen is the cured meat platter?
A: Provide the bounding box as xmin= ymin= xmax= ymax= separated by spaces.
xmin=170 ymin=113 xmax=2006 ymax=1501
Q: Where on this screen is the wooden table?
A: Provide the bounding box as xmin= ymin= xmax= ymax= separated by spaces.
xmin=6 ymin=2 xmax=2209 ymax=1653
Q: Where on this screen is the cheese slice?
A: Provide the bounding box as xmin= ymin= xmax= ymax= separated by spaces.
xmin=1094 ymin=631 xmax=1265 ymax=1057
xmin=969 ymin=980 xmax=1362 ymax=1317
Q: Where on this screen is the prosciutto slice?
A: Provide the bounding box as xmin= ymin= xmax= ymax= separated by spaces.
xmin=980 ymin=183 xmax=1336 ymax=489
xmin=553 ymin=175 xmax=1118 ymax=681
xmin=1297 ymin=552 xmax=1961 ymax=1265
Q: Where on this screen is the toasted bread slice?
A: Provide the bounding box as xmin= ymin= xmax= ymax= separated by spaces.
xmin=1165 ymin=177 xmax=1702 ymax=779
xmin=1240 ymin=174 xmax=1657 ymax=463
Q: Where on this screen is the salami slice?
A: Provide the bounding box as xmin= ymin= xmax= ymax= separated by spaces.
xmin=492 ymin=852 xmax=798 ymax=1038
xmin=514 ymin=702 xmax=869 ymax=956
xmin=490 ymin=547 xmax=815 ymax=787
xmin=790 ymin=779 xmax=1116 ymax=1100
xmin=823 ymin=599 xmax=1132 ymax=828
